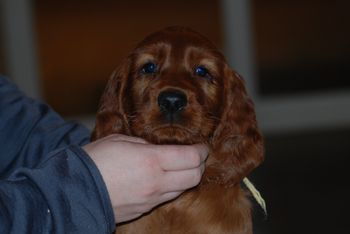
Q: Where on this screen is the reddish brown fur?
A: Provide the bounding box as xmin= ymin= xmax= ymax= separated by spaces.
xmin=92 ymin=26 xmax=264 ymax=234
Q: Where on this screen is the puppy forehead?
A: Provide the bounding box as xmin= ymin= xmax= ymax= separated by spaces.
xmin=184 ymin=46 xmax=222 ymax=66
xmin=135 ymin=42 xmax=222 ymax=69
xmin=134 ymin=28 xmax=221 ymax=57
xmin=134 ymin=42 xmax=171 ymax=65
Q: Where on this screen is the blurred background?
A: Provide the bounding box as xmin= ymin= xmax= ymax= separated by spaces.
xmin=1 ymin=0 xmax=349 ymax=233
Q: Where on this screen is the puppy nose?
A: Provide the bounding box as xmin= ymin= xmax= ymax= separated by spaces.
xmin=158 ymin=90 xmax=187 ymax=113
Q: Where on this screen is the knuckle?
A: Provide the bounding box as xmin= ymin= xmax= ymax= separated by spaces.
xmin=143 ymin=155 xmax=159 ymax=174
xmin=192 ymin=169 xmax=202 ymax=186
xmin=188 ymin=148 xmax=201 ymax=167
xmin=141 ymin=181 xmax=158 ymax=199
xmin=137 ymin=157 xmax=162 ymax=199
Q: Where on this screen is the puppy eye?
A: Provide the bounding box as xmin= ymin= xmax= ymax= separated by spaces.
xmin=195 ymin=66 xmax=212 ymax=80
xmin=141 ymin=62 xmax=157 ymax=74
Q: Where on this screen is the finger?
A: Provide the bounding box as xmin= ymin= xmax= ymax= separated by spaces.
xmin=160 ymin=168 xmax=203 ymax=192
xmin=155 ymin=144 xmax=208 ymax=171
xmin=192 ymin=144 xmax=209 ymax=162
xmin=157 ymin=191 xmax=183 ymax=205
xmin=116 ymin=212 xmax=143 ymax=224
xmin=108 ymin=134 xmax=148 ymax=144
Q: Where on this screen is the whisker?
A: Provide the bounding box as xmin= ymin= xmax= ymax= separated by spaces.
xmin=206 ymin=113 xmax=221 ymax=122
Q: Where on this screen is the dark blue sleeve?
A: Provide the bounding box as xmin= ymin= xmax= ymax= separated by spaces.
xmin=0 ymin=76 xmax=89 ymax=177
xmin=0 ymin=76 xmax=115 ymax=233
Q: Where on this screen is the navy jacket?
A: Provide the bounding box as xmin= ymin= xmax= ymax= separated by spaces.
xmin=0 ymin=76 xmax=115 ymax=233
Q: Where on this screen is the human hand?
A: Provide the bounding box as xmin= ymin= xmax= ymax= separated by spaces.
xmin=83 ymin=134 xmax=208 ymax=223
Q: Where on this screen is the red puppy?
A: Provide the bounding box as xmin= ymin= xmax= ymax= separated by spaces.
xmin=92 ymin=26 xmax=264 ymax=234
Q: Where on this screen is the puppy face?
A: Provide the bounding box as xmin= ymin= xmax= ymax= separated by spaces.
xmin=124 ymin=30 xmax=228 ymax=144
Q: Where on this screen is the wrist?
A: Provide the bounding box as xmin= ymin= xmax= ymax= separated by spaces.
xmin=74 ymin=146 xmax=116 ymax=227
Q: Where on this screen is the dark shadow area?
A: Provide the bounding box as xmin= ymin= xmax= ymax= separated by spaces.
xmin=252 ymin=128 xmax=350 ymax=234
xmin=259 ymin=59 xmax=350 ymax=96
xmin=252 ymin=0 xmax=350 ymax=97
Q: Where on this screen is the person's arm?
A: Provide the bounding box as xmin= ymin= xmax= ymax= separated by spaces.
xmin=0 ymin=76 xmax=115 ymax=233
xmin=0 ymin=145 xmax=115 ymax=233
xmin=0 ymin=76 xmax=90 ymax=177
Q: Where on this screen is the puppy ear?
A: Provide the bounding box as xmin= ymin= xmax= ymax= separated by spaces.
xmin=207 ymin=67 xmax=264 ymax=185
xmin=91 ymin=59 xmax=131 ymax=140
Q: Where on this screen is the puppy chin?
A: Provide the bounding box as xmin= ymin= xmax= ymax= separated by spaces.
xmin=143 ymin=127 xmax=203 ymax=145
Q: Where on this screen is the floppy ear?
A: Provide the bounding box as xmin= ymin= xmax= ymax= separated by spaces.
xmin=91 ymin=58 xmax=132 ymax=141
xmin=206 ymin=67 xmax=264 ymax=186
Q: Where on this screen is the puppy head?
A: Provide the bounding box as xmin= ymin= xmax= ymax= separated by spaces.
xmin=92 ymin=27 xmax=263 ymax=181
xmin=93 ymin=27 xmax=227 ymax=144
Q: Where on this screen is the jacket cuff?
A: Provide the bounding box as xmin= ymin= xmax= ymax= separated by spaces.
xmin=70 ymin=145 xmax=116 ymax=232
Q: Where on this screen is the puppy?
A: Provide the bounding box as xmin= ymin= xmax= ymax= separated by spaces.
xmin=92 ymin=26 xmax=264 ymax=234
